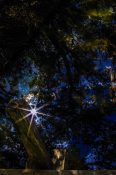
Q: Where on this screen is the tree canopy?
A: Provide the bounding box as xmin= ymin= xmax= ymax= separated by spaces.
xmin=0 ymin=0 xmax=116 ymax=170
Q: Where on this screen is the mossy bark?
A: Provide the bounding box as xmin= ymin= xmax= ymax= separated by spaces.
xmin=7 ymin=101 xmax=52 ymax=169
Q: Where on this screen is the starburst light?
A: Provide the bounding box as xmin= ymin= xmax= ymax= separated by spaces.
xmin=15 ymin=103 xmax=52 ymax=135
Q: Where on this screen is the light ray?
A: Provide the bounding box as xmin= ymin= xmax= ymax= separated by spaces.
xmin=18 ymin=107 xmax=30 ymax=112
xmin=16 ymin=113 xmax=31 ymax=123
xmin=28 ymin=114 xmax=34 ymax=135
xmin=36 ymin=103 xmax=49 ymax=111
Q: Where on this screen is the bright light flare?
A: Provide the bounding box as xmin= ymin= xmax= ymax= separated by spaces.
xmin=15 ymin=103 xmax=52 ymax=135
xmin=31 ymin=108 xmax=37 ymax=115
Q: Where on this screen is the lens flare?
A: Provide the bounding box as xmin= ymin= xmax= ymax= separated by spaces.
xmin=15 ymin=103 xmax=52 ymax=135
xmin=31 ymin=108 xmax=37 ymax=115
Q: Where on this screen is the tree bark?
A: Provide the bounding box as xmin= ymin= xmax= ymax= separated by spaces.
xmin=7 ymin=101 xmax=52 ymax=169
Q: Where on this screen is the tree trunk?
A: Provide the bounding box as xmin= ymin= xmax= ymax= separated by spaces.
xmin=7 ymin=101 xmax=52 ymax=169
